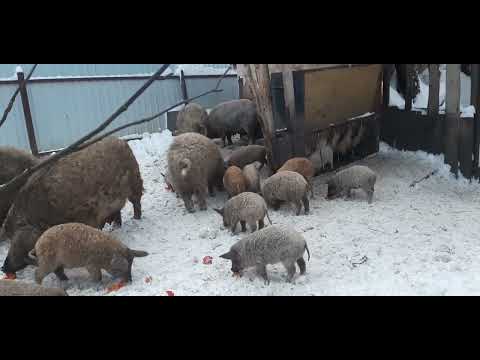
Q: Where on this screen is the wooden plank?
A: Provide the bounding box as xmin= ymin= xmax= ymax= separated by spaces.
xmin=444 ymin=64 xmax=461 ymax=176
xmin=404 ymin=64 xmax=413 ymax=112
xmin=180 ymin=70 xmax=188 ymax=103
xmin=428 ymin=64 xmax=440 ymax=117
xmin=292 ymin=71 xmax=306 ymax=158
xmin=17 ymin=71 xmax=39 ymax=156
xmin=471 ymin=64 xmax=480 ymax=175
xmin=459 ymin=117 xmax=474 ymax=179
xmin=382 ymin=64 xmax=392 ymax=108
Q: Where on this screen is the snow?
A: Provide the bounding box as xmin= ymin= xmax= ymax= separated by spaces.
xmin=389 ymin=65 xmax=474 ymax=117
xmin=15 ymin=66 xmax=23 ymax=74
xmin=350 ymin=112 xmax=374 ymax=120
xmin=172 ymin=64 xmax=235 ymax=76
xmin=4 ymin=131 xmax=480 ymax=296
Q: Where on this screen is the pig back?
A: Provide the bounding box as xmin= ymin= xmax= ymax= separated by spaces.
xmin=5 ymin=137 xmax=140 ymax=235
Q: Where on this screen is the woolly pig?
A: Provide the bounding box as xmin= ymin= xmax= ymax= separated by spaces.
xmin=223 ymin=166 xmax=247 ymax=198
xmin=219 ymin=225 xmax=310 ymax=284
xmin=0 ymin=146 xmax=40 ymax=185
xmin=167 ymin=132 xmax=225 ymax=212
xmin=174 ymin=103 xmax=208 ymax=136
xmin=326 ymin=165 xmax=377 ymax=204
xmin=226 ymin=145 xmax=266 ymax=169
xmin=242 ymin=161 xmax=262 ymax=193
xmin=1 ymin=137 xmax=144 ymax=275
xmin=0 ymin=280 xmax=67 ymax=296
xmin=205 ymin=99 xmax=261 ymax=147
xmin=0 ymin=147 xmax=41 ymax=226
xmin=261 ymin=171 xmax=310 ymax=215
xmin=30 ymin=223 xmax=148 ymax=285
xmin=277 ymin=157 xmax=315 ymax=198
xmin=214 ymin=192 xmax=272 ymax=234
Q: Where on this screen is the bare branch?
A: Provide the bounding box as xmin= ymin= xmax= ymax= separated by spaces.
xmin=409 ymin=169 xmax=438 ymax=187
xmin=0 ymin=64 xmax=38 ymax=129
xmin=0 ymin=64 xmax=171 ymax=196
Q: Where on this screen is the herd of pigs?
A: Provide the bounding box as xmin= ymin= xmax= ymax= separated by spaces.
xmin=0 ymin=99 xmax=377 ymax=296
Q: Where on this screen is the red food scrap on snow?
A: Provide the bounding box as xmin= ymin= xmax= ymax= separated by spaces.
xmin=203 ymin=256 xmax=213 ymax=265
xmin=3 ymin=273 xmax=16 ymax=280
xmin=145 ymin=276 xmax=153 ymax=284
xmin=166 ymin=290 xmax=175 ymax=296
xmin=107 ymin=282 xmax=125 ymax=293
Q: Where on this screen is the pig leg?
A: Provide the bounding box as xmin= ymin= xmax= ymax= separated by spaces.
xmin=302 ymin=195 xmax=310 ymax=215
xmin=231 ymin=222 xmax=238 ymax=235
xmin=256 ymin=264 xmax=270 ymax=285
xmin=227 ymin=133 xmax=234 ymax=146
xmin=258 ymin=219 xmax=265 ymax=230
xmin=35 ymin=267 xmax=51 ymax=285
xmin=365 ymin=186 xmax=374 ymax=204
xmin=195 ymin=188 xmax=208 ymax=211
xmin=208 ymin=184 xmax=216 ymax=197
xmin=181 ymin=192 xmax=195 ymax=213
xmin=283 ymin=261 xmax=297 ymax=283
xmin=240 ymin=221 xmax=247 ymax=232
xmin=87 ymin=266 xmax=102 ymax=282
xmin=295 ymin=201 xmax=303 ymax=216
xmin=297 ymin=257 xmax=306 ymax=275
xmin=248 ymin=221 xmax=257 ymax=233
xmin=112 ymin=211 xmax=122 ymax=227
xmin=54 ymin=267 xmax=69 ymax=282
xmin=130 ymin=197 xmax=142 ymax=220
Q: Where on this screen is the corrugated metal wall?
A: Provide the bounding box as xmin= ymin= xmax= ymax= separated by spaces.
xmin=0 ymin=64 xmax=238 ymax=152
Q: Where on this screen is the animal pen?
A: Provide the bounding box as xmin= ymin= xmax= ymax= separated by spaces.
xmin=237 ymin=64 xmax=480 ymax=179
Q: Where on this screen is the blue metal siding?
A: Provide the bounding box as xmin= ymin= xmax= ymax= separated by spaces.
xmin=0 ymin=64 xmax=238 ymax=152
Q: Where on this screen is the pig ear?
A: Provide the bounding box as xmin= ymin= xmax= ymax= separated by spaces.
xmin=213 ymin=208 xmax=224 ymax=216
xmin=220 ymin=251 xmax=232 ymax=260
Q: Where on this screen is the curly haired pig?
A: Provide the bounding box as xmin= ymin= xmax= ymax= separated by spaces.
xmin=242 ymin=161 xmax=262 ymax=193
xmin=223 ymin=166 xmax=247 ymax=198
xmin=1 ymin=137 xmax=144 ymax=276
xmin=326 ymin=165 xmax=377 ymax=204
xmin=277 ymin=157 xmax=315 ymax=199
xmin=219 ymin=225 xmax=310 ymax=284
xmin=29 ymin=223 xmax=148 ymax=286
xmin=174 ymin=103 xmax=208 ymax=136
xmin=167 ymin=132 xmax=225 ymax=212
xmin=0 ymin=146 xmax=40 ymax=185
xmin=226 ymin=145 xmax=266 ymax=169
xmin=205 ymin=99 xmax=260 ymax=147
xmin=0 ymin=147 xmax=41 ymax=226
xmin=261 ymin=171 xmax=310 ymax=215
xmin=214 ymin=192 xmax=272 ymax=234
xmin=0 ymin=280 xmax=67 ymax=296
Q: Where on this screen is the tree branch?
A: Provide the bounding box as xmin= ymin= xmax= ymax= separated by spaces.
xmin=0 ymin=64 xmax=38 ymax=129
xmin=77 ymin=65 xmax=232 ymax=150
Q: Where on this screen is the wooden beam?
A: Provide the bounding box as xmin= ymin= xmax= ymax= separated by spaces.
xmin=382 ymin=64 xmax=392 ymax=109
xmin=404 ymin=64 xmax=413 ymax=111
xmin=427 ymin=64 xmax=440 ymax=117
xmin=444 ymin=64 xmax=461 ymax=176
xmin=180 ymin=70 xmax=188 ymax=103
xmin=471 ymin=64 xmax=480 ymax=176
xmin=243 ymin=64 xmax=275 ymax=168
xmin=17 ymin=71 xmax=39 ymax=156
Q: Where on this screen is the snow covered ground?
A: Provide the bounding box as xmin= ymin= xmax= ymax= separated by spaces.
xmin=2 ymin=130 xmax=480 ymax=296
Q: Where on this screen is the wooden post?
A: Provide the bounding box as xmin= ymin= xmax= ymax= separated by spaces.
xmin=17 ymin=71 xmax=38 ymax=156
xmin=382 ymin=64 xmax=392 ymax=109
xmin=243 ymin=64 xmax=275 ymax=168
xmin=180 ymin=70 xmax=189 ymax=104
xmin=404 ymin=64 xmax=413 ymax=111
xmin=471 ymin=64 xmax=480 ymax=176
xmin=445 ymin=64 xmax=461 ymax=176
xmin=427 ymin=64 xmax=440 ymax=117
xmin=238 ymin=77 xmax=244 ymax=99
xmin=292 ymin=71 xmax=306 ymax=158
